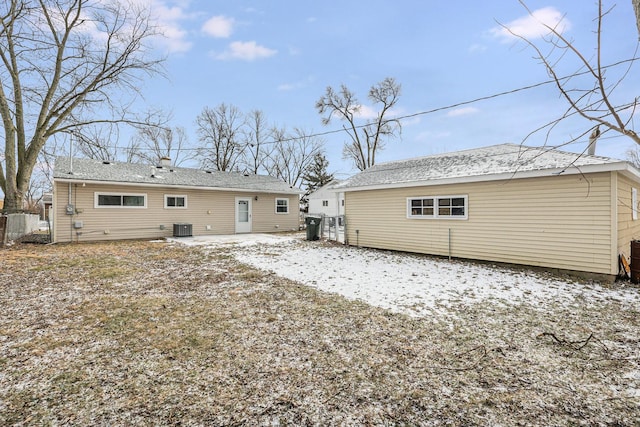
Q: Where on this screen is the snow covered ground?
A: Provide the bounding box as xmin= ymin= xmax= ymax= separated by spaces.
xmin=171 ymin=233 xmax=640 ymax=318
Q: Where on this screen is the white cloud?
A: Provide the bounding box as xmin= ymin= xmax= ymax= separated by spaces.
xmin=278 ymin=75 xmax=315 ymax=91
xmin=202 ymin=15 xmax=234 ymax=38
xmin=468 ymin=43 xmax=487 ymax=54
xmin=343 ymin=105 xmax=407 ymax=121
xmin=278 ymin=83 xmax=297 ymax=91
xmin=214 ymin=41 xmax=277 ymax=61
xmin=145 ymin=1 xmax=194 ymax=53
xmin=491 ymin=7 xmax=571 ymax=42
xmin=447 ymin=107 xmax=479 ymax=117
xmin=45 ymin=0 xmax=193 ymax=53
xmin=352 ymin=104 xmax=379 ymax=120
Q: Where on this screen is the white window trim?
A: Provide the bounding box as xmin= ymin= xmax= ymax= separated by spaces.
xmin=633 ymin=188 xmax=638 ymax=220
xmin=94 ymin=192 xmax=147 ymax=209
xmin=275 ymin=197 xmax=289 ymax=214
xmin=164 ymin=194 xmax=188 ymax=209
xmin=406 ymin=195 xmax=468 ymax=220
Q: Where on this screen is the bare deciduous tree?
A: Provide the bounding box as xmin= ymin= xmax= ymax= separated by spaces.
xmin=241 ymin=109 xmax=274 ymax=174
xmin=626 ymin=145 xmax=640 ymax=168
xmin=74 ymin=124 xmax=128 ymax=162
xmin=316 ymin=77 xmax=401 ymax=171
xmin=131 ymin=125 xmax=192 ymax=167
xmin=267 ymin=127 xmax=323 ymax=187
xmin=506 ymin=0 xmax=639 ymax=150
xmin=196 ymin=104 xmax=245 ymax=171
xmin=0 ymin=0 xmax=164 ymax=212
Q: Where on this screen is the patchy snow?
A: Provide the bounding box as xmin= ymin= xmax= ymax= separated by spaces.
xmin=171 ymin=233 xmax=640 ymax=318
xmin=172 ymin=233 xmax=299 ymax=248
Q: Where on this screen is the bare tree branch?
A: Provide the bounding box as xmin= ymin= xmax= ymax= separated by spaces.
xmin=240 ymin=109 xmax=274 ymax=175
xmin=267 ymin=127 xmax=323 ymax=187
xmin=0 ymin=0 xmax=165 ymax=211
xmin=505 ymin=0 xmax=640 ymax=154
xmin=196 ymin=103 xmax=245 ymax=172
xmin=634 ymin=0 xmax=640 ymax=39
xmin=316 ymin=77 xmax=401 ymax=171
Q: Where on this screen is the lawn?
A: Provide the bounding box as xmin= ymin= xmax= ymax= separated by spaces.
xmin=1 ymin=237 xmax=639 ymax=425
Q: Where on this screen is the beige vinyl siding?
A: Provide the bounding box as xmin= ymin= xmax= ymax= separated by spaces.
xmin=344 ymin=172 xmax=614 ymax=275
xmin=53 ymin=182 xmax=298 ymax=243
xmin=616 ymin=172 xmax=640 ymax=259
xmin=247 ymin=195 xmax=299 ymax=233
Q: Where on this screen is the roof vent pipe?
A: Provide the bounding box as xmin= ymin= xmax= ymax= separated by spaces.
xmin=587 ymin=125 xmax=600 ymax=156
xmin=159 ymin=157 xmax=171 ymax=167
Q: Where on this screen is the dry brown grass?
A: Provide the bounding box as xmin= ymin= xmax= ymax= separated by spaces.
xmin=0 ymin=240 xmax=639 ymax=426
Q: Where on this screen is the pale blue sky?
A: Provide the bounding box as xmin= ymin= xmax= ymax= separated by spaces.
xmin=124 ymin=1 xmax=640 ymax=177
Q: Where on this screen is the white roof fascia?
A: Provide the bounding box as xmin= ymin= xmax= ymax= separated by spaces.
xmin=53 ymin=177 xmax=304 ymax=194
xmin=619 ymin=163 xmax=640 ymax=182
xmin=339 ymin=161 xmax=631 ymax=192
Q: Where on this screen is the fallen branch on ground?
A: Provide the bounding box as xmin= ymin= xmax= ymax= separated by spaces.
xmin=537 ymin=332 xmax=594 ymax=350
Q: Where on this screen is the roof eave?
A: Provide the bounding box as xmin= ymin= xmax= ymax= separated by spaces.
xmin=339 ymin=162 xmax=632 ymax=192
xmin=53 ymin=177 xmax=304 ymax=195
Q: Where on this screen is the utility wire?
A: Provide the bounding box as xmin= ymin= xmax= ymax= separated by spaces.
xmin=93 ymin=57 xmax=639 ymax=152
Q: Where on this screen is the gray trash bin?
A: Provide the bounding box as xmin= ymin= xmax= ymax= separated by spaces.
xmin=305 ymin=216 xmax=321 ymax=241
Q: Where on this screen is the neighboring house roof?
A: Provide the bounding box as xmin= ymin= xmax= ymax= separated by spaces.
xmin=307 ymin=180 xmax=344 ymax=200
xmin=334 ymin=143 xmax=640 ymax=191
xmin=53 ymin=157 xmax=303 ymax=194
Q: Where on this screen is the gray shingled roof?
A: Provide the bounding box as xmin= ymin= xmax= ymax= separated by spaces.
xmin=53 ymin=157 xmax=303 ymax=194
xmin=335 ymin=143 xmax=630 ymax=191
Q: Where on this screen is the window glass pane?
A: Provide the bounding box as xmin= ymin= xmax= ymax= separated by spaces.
xmin=452 ymin=197 xmax=465 ymax=206
xmin=425 ymin=207 xmax=434 ymax=216
xmin=123 ymin=195 xmax=144 ymax=206
xmin=98 ymin=195 xmax=121 ymax=206
xmin=166 ymin=197 xmax=176 ymax=207
xmin=176 ymin=197 xmax=185 ymax=207
xmin=452 ymin=207 xmax=465 ymax=216
xmin=411 ymin=199 xmax=422 ymax=207
xmin=438 ymin=198 xmax=451 ymax=207
xmin=423 ymin=199 xmax=434 ymax=207
xmin=439 ymin=207 xmax=451 ymax=216
xmin=276 ymin=199 xmax=288 ymax=213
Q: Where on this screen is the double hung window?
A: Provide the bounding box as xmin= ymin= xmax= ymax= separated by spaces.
xmin=276 ymin=198 xmax=289 ymax=214
xmin=407 ymin=195 xmax=467 ymax=219
xmin=165 ymin=195 xmax=187 ymax=208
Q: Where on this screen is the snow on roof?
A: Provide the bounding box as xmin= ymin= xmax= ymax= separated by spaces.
xmin=53 ymin=157 xmax=303 ymax=194
xmin=334 ymin=143 xmax=629 ymax=191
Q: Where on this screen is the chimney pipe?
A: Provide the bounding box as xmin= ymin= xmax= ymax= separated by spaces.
xmin=588 ymin=126 xmax=600 ymax=156
xmin=159 ymin=157 xmax=171 ymax=167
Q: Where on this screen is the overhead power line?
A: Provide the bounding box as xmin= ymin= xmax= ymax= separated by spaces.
xmin=94 ymin=57 xmax=639 ymax=152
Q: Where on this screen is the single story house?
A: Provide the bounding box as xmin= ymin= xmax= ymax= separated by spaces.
xmin=333 ymin=143 xmax=640 ymax=279
xmin=307 ymin=180 xmax=345 ymax=218
xmin=52 ymin=157 xmax=303 ymax=243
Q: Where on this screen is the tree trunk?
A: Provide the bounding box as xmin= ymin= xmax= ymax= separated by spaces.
xmin=634 ymin=0 xmax=640 ymax=39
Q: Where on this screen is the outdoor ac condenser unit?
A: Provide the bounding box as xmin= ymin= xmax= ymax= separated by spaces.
xmin=173 ymin=223 xmax=192 ymax=237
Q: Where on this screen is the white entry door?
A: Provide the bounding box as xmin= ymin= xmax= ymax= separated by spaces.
xmin=235 ymin=197 xmax=252 ymax=233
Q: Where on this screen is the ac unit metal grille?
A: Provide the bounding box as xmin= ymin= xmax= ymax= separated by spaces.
xmin=173 ymin=223 xmax=193 ymax=237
